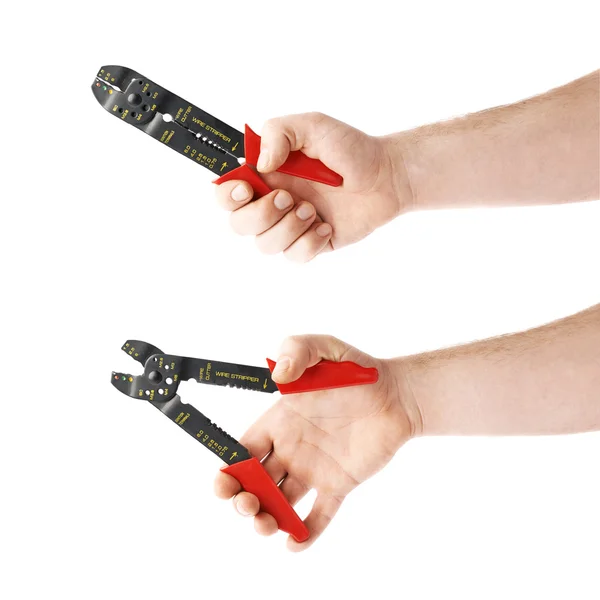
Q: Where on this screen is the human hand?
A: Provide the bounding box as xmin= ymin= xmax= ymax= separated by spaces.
xmin=213 ymin=335 xmax=419 ymax=551
xmin=214 ymin=113 xmax=412 ymax=262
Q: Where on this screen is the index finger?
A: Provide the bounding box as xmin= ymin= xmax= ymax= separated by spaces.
xmin=213 ymin=414 xmax=274 ymax=498
xmin=214 ymin=179 xmax=254 ymax=211
xmin=214 ymin=471 xmax=242 ymax=499
xmin=286 ymin=493 xmax=344 ymax=552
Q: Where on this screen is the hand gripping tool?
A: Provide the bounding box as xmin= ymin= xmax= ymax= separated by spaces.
xmin=112 ymin=340 xmax=378 ymax=542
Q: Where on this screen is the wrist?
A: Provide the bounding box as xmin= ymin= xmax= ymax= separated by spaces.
xmin=393 ymin=348 xmax=465 ymax=438
xmin=384 ymin=121 xmax=467 ymax=213
xmin=385 ymin=356 xmax=425 ymax=438
xmin=380 ymin=132 xmax=417 ymax=216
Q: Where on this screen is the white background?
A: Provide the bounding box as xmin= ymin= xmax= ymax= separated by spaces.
xmin=1 ymin=1 xmax=599 ymax=598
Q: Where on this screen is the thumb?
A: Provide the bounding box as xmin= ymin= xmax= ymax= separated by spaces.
xmin=256 ymin=113 xmax=352 ymax=174
xmin=271 ymin=334 xmax=349 ymax=384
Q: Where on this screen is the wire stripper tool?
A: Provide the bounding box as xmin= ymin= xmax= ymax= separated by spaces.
xmin=112 ymin=340 xmax=378 ymax=542
xmin=92 ymin=66 xmax=342 ymax=198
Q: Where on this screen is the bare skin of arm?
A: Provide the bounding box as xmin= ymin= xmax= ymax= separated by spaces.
xmin=401 ymin=303 xmax=600 ymax=436
xmin=214 ymin=70 xmax=599 ymax=261
xmin=215 ymin=304 xmax=600 ymax=550
xmin=391 ymin=69 xmax=600 ymax=211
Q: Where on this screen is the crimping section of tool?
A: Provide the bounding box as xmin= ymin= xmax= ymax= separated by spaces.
xmin=92 ymin=66 xmax=342 ymax=198
xmin=111 ymin=340 xmax=378 ymax=542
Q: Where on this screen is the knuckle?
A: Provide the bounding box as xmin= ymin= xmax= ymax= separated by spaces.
xmin=229 ymin=212 xmax=253 ymax=235
xmin=306 ymin=112 xmax=329 ymax=131
xmin=255 ymin=236 xmax=281 ymax=255
xmin=253 ymin=212 xmax=276 ymax=236
xmin=283 ymin=334 xmax=303 ymax=348
xmin=279 ymin=338 xmax=301 ymax=360
xmin=322 ymin=334 xmax=342 ymax=347
xmin=262 ymin=116 xmax=298 ymax=152
xmin=285 ymin=250 xmax=311 ymax=264
xmin=284 ymin=235 xmax=319 ymax=263
xmin=280 ymin=335 xmax=311 ymax=363
xmin=261 ymin=117 xmax=283 ymax=136
xmin=230 ymin=206 xmax=271 ymax=236
xmin=228 ymin=212 xmax=243 ymax=234
xmin=216 ymin=185 xmax=232 ymax=203
xmin=307 ymin=111 xmax=326 ymax=121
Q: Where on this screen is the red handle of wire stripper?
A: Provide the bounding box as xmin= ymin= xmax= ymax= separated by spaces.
xmin=266 ymin=358 xmax=379 ymax=394
xmin=213 ymin=124 xmax=343 ymax=195
xmin=221 ymin=457 xmax=309 ymax=542
xmin=221 ymin=360 xmax=378 ymax=542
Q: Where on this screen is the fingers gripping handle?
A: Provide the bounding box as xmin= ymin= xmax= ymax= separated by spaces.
xmin=220 ymin=362 xmax=378 ymax=542
xmin=243 ymin=125 xmax=343 ymax=186
xmin=213 ymin=124 xmax=342 ymax=193
xmin=266 ymin=359 xmax=379 ymax=395
xmin=221 ymin=457 xmax=309 ymax=543
xmin=214 ymin=163 xmax=272 ymax=198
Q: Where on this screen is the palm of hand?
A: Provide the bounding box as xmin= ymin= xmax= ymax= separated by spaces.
xmin=263 ymin=130 xmax=403 ymax=250
xmin=264 ymin=357 xmax=410 ymax=499
xmin=215 ymin=339 xmax=415 ymax=549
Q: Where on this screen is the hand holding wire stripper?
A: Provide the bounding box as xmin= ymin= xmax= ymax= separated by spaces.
xmin=112 ymin=340 xmax=378 ymax=542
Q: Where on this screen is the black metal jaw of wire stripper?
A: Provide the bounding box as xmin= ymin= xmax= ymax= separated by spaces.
xmin=92 ymin=66 xmax=243 ymax=175
xmin=111 ymin=340 xmax=378 ymax=542
xmin=92 ymin=65 xmax=343 ymax=197
xmin=112 ymin=340 xmax=306 ymax=538
xmin=112 ymin=340 xmax=278 ymax=466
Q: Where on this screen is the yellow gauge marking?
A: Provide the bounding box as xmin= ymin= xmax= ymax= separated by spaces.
xmin=160 ymin=130 xmax=175 ymax=144
xmin=181 ymin=106 xmax=192 ymax=123
xmin=175 ymin=412 xmax=190 ymax=426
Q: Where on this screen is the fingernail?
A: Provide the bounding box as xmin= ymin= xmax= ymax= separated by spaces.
xmin=316 ymin=223 xmax=331 ymax=237
xmin=236 ymin=501 xmax=251 ymax=516
xmin=273 ymin=356 xmax=290 ymax=375
xmin=231 ymin=184 xmax=250 ymax=202
xmin=296 ymin=203 xmax=314 ymax=220
xmin=274 ymin=191 xmax=293 ymax=210
xmin=257 ymin=149 xmax=270 ymax=171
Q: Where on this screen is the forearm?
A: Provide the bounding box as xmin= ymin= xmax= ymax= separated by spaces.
xmin=393 ymin=304 xmax=600 ymax=437
xmin=387 ymin=70 xmax=599 ymax=211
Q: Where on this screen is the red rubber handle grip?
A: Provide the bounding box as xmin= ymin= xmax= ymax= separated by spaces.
xmin=221 ymin=361 xmax=377 ymax=542
xmin=266 ymin=359 xmax=379 ymax=394
xmin=213 ymin=124 xmax=343 ymax=193
xmin=243 ymin=125 xmax=342 ymax=186
xmin=221 ymin=457 xmax=309 ymax=542
xmin=213 ymin=163 xmax=272 ymax=197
